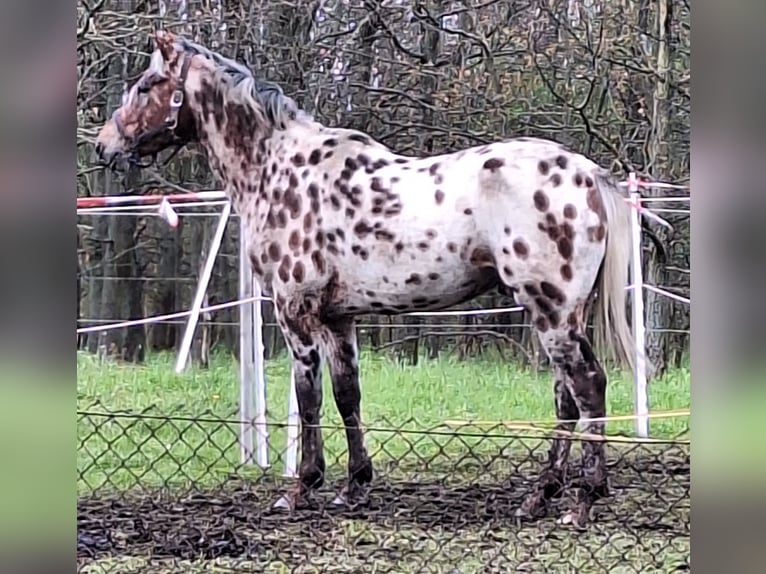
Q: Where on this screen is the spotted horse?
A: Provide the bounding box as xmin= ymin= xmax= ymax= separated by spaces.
xmin=95 ymin=31 xmax=644 ymax=529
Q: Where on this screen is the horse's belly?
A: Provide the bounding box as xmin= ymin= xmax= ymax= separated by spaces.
xmin=341 ymin=258 xmax=498 ymax=314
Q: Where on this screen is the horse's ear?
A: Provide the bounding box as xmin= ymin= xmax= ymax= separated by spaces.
xmin=154 ymin=30 xmax=178 ymax=64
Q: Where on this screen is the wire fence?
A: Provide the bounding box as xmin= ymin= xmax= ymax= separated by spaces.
xmin=77 ymin=403 xmax=690 ymax=573
xmin=77 ymin=0 xmax=690 ymax=569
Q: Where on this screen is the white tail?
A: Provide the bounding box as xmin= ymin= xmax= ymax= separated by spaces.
xmin=592 ymin=173 xmax=637 ymax=376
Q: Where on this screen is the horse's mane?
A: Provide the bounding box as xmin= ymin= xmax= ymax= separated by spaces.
xmin=176 ymin=37 xmax=312 ymax=130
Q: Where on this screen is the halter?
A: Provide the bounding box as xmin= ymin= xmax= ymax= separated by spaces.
xmin=112 ymin=51 xmax=193 ymax=167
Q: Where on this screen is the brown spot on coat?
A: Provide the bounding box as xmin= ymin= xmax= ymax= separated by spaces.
xmin=345 ymin=157 xmax=359 ymax=172
xmin=289 ymin=230 xmax=301 ymax=251
xmin=540 ymin=281 xmax=566 ymax=305
xmin=533 ymin=190 xmax=549 ymax=212
xmin=512 ymin=239 xmax=529 ymax=259
xmin=588 ymin=225 xmax=606 ymax=242
xmin=555 ymin=155 xmax=568 ymax=169
xmin=374 ymin=229 xmax=395 ymax=242
xmin=278 ymin=255 xmax=291 ymax=282
xmin=550 ymin=173 xmax=562 ymax=187
xmin=560 ymin=264 xmax=573 ymax=281
xmin=557 ymin=237 xmax=573 ymax=260
xmin=311 ymin=250 xmax=326 ymax=274
xmin=483 ymin=158 xmax=504 ymax=171
xmin=538 ymin=160 xmax=550 ymax=175
xmin=447 ymin=242 xmax=457 ymax=253
xmin=291 ymin=261 xmax=305 ymax=283
xmin=291 ymin=153 xmax=306 ymax=167
xmin=268 ymin=242 xmax=281 ymax=261
xmin=535 ymin=316 xmax=550 ymax=332
xmin=463 ymin=208 xmax=473 ymax=215
xmin=524 ymin=283 xmax=540 ymax=297
xmin=405 ymin=273 xmax=422 ymax=285
xmin=370 ymin=177 xmax=386 ymax=192
xmin=563 ymin=204 xmax=578 ymax=219
xmin=586 ymin=188 xmax=607 ymax=221
xmin=308 ymin=149 xmax=322 ymax=165
xmin=435 ymin=190 xmax=445 ymax=204
xmin=469 ymin=247 xmax=495 ymax=268
xmin=303 ymin=213 xmax=314 ymax=233
xmin=353 ymin=220 xmax=374 ymax=238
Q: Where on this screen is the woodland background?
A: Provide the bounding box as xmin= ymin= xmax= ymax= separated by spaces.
xmin=76 ymin=0 xmax=690 ymax=376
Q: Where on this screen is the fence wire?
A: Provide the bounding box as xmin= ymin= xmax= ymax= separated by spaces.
xmin=77 ymin=0 xmax=690 ymax=571
xmin=77 ymin=404 xmax=690 ymax=573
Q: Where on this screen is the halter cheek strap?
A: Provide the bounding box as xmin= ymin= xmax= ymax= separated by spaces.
xmin=163 ymin=52 xmax=192 ymax=131
xmin=114 ymin=52 xmax=193 ymax=165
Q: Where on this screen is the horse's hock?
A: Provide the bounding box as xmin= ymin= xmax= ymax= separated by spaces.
xmin=77 ymin=416 xmax=690 ymax=573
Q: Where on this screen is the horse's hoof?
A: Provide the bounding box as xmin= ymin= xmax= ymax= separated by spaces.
xmin=272 ymin=494 xmax=295 ymax=512
xmin=557 ymin=507 xmax=589 ymax=530
xmin=331 ymin=492 xmax=348 ymax=507
xmin=331 ymin=483 xmax=370 ymax=509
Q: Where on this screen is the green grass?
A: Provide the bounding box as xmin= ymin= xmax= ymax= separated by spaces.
xmin=77 ymin=349 xmax=689 ymax=493
xmin=77 ymin=350 xmax=690 ymax=573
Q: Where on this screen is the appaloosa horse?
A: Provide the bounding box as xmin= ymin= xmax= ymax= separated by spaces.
xmin=95 ymin=31 xmax=641 ymax=528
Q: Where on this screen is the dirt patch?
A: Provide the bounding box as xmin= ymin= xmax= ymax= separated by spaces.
xmin=77 ymin=448 xmax=690 ymax=573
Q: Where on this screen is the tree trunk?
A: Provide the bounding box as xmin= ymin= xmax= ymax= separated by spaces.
xmin=643 ymin=0 xmax=672 ymax=377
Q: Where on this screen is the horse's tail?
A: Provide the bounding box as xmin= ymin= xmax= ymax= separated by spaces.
xmin=591 ymin=173 xmax=639 ymax=377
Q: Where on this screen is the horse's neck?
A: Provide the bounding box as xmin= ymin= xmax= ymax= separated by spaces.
xmin=188 ymin=91 xmax=270 ymax=203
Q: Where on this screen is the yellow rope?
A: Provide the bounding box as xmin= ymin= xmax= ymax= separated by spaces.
xmin=440 ymin=409 xmax=690 ymax=444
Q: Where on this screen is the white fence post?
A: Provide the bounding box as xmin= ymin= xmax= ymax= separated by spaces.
xmin=628 ymin=172 xmax=649 ymax=437
xmin=239 ymin=220 xmax=269 ymax=468
xmin=175 ymin=201 xmax=232 ymax=374
xmin=252 ymin=279 xmax=269 ymax=468
xmin=284 ymin=369 xmax=300 ymax=477
xmin=238 ymin=220 xmax=256 ymax=465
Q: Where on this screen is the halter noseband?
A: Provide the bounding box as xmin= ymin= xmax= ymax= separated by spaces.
xmin=112 ymin=51 xmax=193 ymax=167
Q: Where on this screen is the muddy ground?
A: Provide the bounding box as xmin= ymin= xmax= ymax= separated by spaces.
xmin=77 ymin=446 xmax=689 ymax=573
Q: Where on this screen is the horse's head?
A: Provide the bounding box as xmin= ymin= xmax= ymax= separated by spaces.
xmin=95 ymin=30 xmax=197 ymax=167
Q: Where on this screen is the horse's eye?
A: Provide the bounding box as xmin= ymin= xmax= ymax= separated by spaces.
xmin=137 ymin=84 xmax=151 ymax=94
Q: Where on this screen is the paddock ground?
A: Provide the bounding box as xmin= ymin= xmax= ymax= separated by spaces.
xmin=77 ymin=445 xmax=690 ymax=574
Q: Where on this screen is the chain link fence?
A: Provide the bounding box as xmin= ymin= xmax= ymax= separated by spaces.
xmin=77 ymin=399 xmax=689 ymax=573
xmin=77 ymin=0 xmax=690 ymax=571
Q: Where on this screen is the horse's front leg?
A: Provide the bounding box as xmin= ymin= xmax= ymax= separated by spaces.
xmin=272 ymin=311 xmax=325 ymax=511
xmin=324 ymin=318 xmax=373 ymax=507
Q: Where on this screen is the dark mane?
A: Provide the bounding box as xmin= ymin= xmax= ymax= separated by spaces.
xmin=176 ymin=37 xmax=310 ymax=130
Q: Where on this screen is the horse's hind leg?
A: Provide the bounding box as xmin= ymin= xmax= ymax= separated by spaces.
xmin=516 ymin=363 xmax=580 ymax=519
xmin=519 ymin=305 xmax=609 ymax=529
xmin=559 ymin=330 xmax=610 ymax=528
xmin=324 ymin=317 xmax=373 ymax=506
